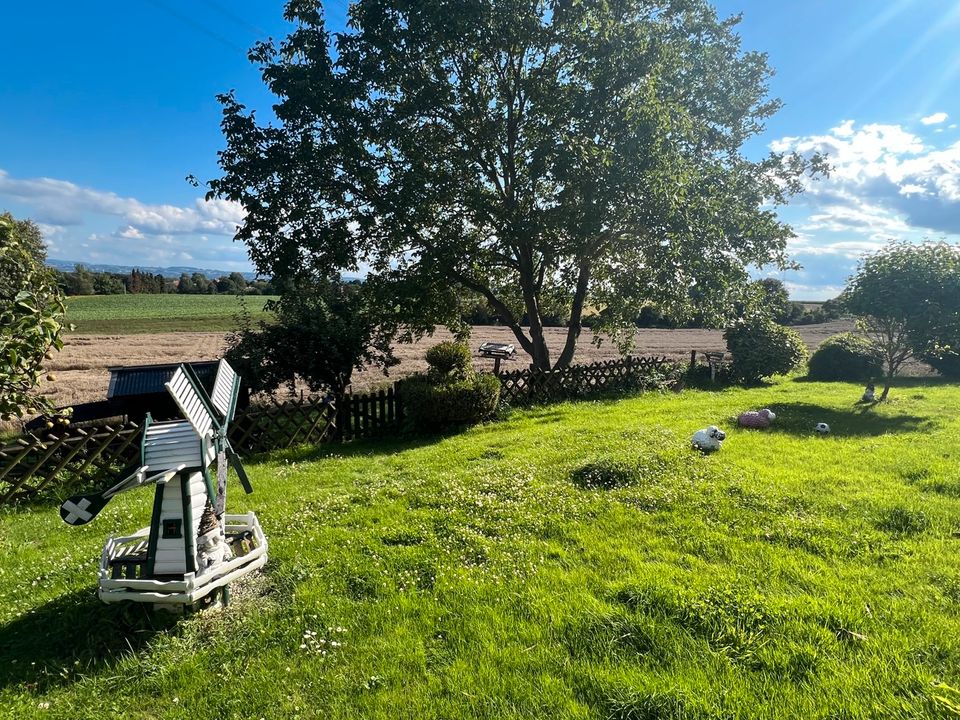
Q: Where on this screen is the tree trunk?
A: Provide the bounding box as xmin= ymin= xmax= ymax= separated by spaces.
xmin=518 ymin=253 xmax=552 ymax=370
xmin=880 ymin=362 xmax=893 ymax=401
xmin=554 ymin=260 xmax=591 ymax=369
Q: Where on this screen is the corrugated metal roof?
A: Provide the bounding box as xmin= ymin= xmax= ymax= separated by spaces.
xmin=107 ymin=361 xmax=219 ymax=399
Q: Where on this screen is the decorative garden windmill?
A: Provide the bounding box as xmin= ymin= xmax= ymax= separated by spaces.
xmin=59 ymin=359 xmax=267 ymax=609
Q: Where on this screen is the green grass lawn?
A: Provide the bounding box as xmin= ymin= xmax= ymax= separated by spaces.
xmin=63 ymin=294 xmax=278 ymax=334
xmin=3 ymin=378 xmax=960 ymax=718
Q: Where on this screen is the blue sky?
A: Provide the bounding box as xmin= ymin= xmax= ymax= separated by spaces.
xmin=2 ymin=1 xmax=959 ymax=298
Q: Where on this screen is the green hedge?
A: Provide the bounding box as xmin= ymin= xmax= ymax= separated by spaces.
xmin=808 ymin=332 xmax=883 ymax=381
xmin=402 ymin=372 xmax=501 ymax=431
xmin=724 ymin=319 xmax=808 ymax=383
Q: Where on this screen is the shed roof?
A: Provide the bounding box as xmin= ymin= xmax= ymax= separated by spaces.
xmin=107 ymin=361 xmax=219 ymax=399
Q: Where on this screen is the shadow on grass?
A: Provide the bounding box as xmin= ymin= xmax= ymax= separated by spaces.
xmin=0 ymin=588 xmax=178 ymax=692
xmin=791 ymin=375 xmax=953 ymax=389
xmin=740 ymin=402 xmax=931 ymax=437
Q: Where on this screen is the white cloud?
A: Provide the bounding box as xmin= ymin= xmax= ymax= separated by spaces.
xmin=772 ymin=121 xmax=960 ymax=236
xmin=921 ymin=111 xmax=949 ymax=125
xmin=782 ymin=282 xmax=845 ymax=302
xmin=768 ymin=118 xmax=960 ymax=298
xmin=0 ymin=169 xmax=252 ymax=271
xmin=117 ymin=226 xmax=144 ymax=239
xmin=0 ymin=169 xmax=244 ymax=237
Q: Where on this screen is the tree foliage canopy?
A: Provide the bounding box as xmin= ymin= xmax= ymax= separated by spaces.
xmin=225 ymin=276 xmax=438 ymax=396
xmin=210 ymin=0 xmax=822 ymax=369
xmin=841 ymin=241 xmax=960 ymax=397
xmin=0 ymin=213 xmax=67 ymax=420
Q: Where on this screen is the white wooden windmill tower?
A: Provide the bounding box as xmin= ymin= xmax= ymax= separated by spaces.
xmin=59 ymin=360 xmax=267 ymax=610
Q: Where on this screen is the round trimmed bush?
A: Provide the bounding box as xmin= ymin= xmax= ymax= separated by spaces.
xmin=402 ymin=371 xmax=501 ymax=431
xmin=724 ymin=320 xmax=809 ymax=383
xmin=425 ymin=341 xmax=472 ymax=377
xmin=807 ymin=332 xmax=883 ymax=381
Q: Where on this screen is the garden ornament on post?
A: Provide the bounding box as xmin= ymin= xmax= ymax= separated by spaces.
xmin=58 ymin=359 xmax=267 ymax=610
xmin=692 ymin=425 xmax=726 ymax=452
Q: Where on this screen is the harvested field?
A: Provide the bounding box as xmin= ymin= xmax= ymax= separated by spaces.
xmin=36 ymin=321 xmax=858 ymax=410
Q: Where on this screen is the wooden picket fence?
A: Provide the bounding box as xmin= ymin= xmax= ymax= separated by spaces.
xmin=498 ymin=355 xmax=674 ymax=405
xmin=335 ymin=384 xmax=404 ymax=441
xmin=0 ymin=395 xmax=337 ymax=505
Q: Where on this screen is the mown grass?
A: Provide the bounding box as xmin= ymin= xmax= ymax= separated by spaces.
xmin=63 ymin=294 xmax=277 ymax=334
xmin=3 ymin=378 xmax=960 ymax=718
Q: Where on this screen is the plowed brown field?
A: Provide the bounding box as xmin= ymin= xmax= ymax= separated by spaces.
xmin=37 ymin=321 xmax=858 ymax=408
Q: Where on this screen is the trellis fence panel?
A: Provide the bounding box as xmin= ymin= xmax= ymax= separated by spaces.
xmin=2 ymin=355 xmax=681 ymax=505
xmin=497 ymin=355 xmax=673 ymax=405
xmin=0 ymin=395 xmax=337 ymax=505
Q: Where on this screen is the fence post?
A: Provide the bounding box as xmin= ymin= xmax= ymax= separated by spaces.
xmin=395 ymin=381 xmax=405 ymax=422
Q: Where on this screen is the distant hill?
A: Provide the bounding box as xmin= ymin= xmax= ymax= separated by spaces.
xmin=47 ymin=259 xmax=364 ymax=283
xmin=47 ymin=259 xmax=261 ymax=280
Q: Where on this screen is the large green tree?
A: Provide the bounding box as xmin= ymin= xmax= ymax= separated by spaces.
xmin=842 ymin=241 xmax=960 ymax=399
xmin=0 ymin=213 xmax=67 ymax=421
xmin=209 ymin=0 xmax=822 ymax=370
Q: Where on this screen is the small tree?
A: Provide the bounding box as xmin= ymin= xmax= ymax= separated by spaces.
xmin=226 ymin=277 xmax=406 ymax=398
xmin=0 ymin=213 xmax=68 ymax=421
xmin=752 ymin=278 xmax=792 ymax=324
xmin=841 ymin=242 xmax=960 ymax=400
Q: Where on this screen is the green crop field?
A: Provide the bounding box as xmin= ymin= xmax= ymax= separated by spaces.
xmin=3 ymin=378 xmax=960 ymax=718
xmin=63 ymin=294 xmax=278 ymax=334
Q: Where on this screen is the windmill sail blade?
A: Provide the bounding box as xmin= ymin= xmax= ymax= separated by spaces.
xmin=58 ymin=465 xmax=182 ymax=526
xmin=226 ymin=446 xmax=253 ymax=494
xmin=60 ymin=493 xmax=110 ymax=526
xmin=59 ymin=463 xmax=145 ymax=525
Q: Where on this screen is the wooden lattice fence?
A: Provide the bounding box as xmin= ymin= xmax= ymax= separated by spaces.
xmin=230 ymin=396 xmax=337 ymax=454
xmin=1 ymin=355 xmax=684 ymax=504
xmin=0 ymin=396 xmax=337 ymax=505
xmin=0 ymin=421 xmax=143 ymax=504
xmin=498 ymin=355 xmax=674 ymax=405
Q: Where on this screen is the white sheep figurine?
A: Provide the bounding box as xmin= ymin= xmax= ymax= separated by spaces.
xmin=737 ymin=408 xmax=776 ymax=429
xmin=692 ymin=425 xmax=726 ymax=452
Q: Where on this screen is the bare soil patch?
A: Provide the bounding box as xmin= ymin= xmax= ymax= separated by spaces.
xmin=37 ymin=321 xmax=858 ymax=409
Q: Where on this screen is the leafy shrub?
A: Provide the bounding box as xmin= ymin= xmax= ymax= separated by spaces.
xmin=425 ymin=341 xmax=472 ymax=377
xmin=402 ymin=371 xmax=500 ymax=431
xmin=0 ymin=213 xmax=68 ymax=420
xmin=807 ymin=332 xmax=883 ymax=381
xmin=724 ymin=319 xmax=809 ymax=383
xmin=921 ymin=345 xmax=960 ymax=379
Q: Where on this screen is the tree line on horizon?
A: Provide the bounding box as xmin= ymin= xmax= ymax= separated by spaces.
xmin=53 ymin=264 xmax=277 ymax=296
xmin=54 ymin=260 xmax=839 ymax=329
